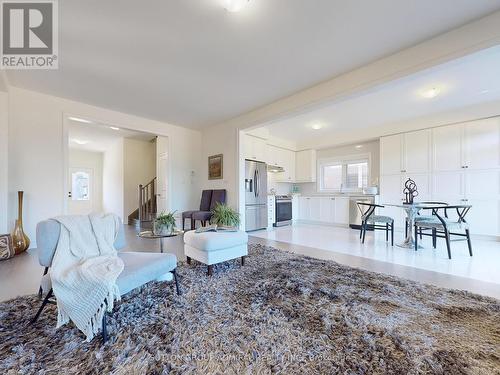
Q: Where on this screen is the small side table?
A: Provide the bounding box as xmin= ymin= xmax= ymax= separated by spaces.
xmin=138 ymin=230 xmax=184 ymax=253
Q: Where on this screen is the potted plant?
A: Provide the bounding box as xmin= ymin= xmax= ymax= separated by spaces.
xmin=153 ymin=211 xmax=177 ymax=235
xmin=210 ymin=203 xmax=240 ymax=228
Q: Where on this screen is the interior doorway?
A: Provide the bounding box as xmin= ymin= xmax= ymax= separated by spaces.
xmin=64 ymin=116 xmax=170 ymax=229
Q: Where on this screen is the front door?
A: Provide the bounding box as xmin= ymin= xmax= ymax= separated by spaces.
xmin=68 ymin=167 xmax=94 ymax=215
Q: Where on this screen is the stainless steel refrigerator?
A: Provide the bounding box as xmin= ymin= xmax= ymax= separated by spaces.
xmin=245 ymin=159 xmax=268 ymax=231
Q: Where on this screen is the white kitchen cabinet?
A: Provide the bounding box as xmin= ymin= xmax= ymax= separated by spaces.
xmin=404 ymin=129 xmax=431 ymax=174
xmin=295 ymin=150 xmax=317 ymax=182
xmin=266 ymin=144 xmax=280 ymax=167
xmin=292 ymin=195 xmax=299 ymax=221
xmin=243 ymin=134 xmax=267 ymax=162
xmin=320 ymin=197 xmax=335 ymax=223
xmin=309 ymin=197 xmax=321 ymax=221
xmin=379 ymin=174 xmax=405 ymax=228
xmin=299 ymin=196 xmax=311 ymax=221
xmin=380 ymin=134 xmax=403 ymax=175
xmin=432 ymin=124 xmax=463 ymax=172
xmin=334 ymin=197 xmax=350 ymax=224
xmin=275 ymin=147 xmax=296 ymax=182
xmin=463 ymin=118 xmax=500 ymax=170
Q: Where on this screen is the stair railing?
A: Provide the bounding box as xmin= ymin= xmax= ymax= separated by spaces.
xmin=138 ymin=177 xmax=157 ymax=222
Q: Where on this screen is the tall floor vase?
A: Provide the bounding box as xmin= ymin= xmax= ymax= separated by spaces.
xmin=12 ymin=191 xmax=30 ymax=254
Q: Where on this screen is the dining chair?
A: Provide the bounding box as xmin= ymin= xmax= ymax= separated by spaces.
xmin=357 ymin=202 xmax=394 ymax=246
xmin=414 ymin=204 xmax=472 ymax=259
xmin=405 ymin=201 xmax=449 ymax=238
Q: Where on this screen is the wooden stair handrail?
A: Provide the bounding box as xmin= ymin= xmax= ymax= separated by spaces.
xmin=138 ymin=177 xmax=157 ymax=221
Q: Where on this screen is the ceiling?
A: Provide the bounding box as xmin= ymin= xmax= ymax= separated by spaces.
xmin=68 ymin=119 xmax=155 ymax=152
xmin=258 ymin=45 xmax=500 ymax=146
xmin=6 ymin=0 xmax=500 ymax=128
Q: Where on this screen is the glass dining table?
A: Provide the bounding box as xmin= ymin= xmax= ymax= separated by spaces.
xmin=382 ymin=202 xmax=429 ymax=249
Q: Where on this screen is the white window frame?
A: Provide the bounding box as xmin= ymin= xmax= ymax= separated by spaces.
xmin=317 ymin=153 xmax=371 ymax=193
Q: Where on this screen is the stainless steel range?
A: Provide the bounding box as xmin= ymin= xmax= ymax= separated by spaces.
xmin=274 ymin=195 xmax=292 ymax=227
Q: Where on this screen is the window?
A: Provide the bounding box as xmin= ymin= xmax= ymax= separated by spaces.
xmin=71 ymin=171 xmax=90 ymax=201
xmin=318 ymin=156 xmax=369 ymax=192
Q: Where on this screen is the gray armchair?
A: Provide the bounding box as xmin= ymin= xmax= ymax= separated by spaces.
xmin=31 ymin=218 xmax=179 ymax=343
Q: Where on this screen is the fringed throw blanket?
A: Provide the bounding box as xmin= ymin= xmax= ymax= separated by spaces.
xmin=51 ymin=214 xmax=124 ymax=341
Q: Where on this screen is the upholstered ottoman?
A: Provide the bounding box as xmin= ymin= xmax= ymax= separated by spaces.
xmin=184 ymin=230 xmax=248 ymax=275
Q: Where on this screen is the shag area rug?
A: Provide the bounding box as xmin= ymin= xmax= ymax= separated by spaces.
xmin=0 ymin=244 xmax=499 ymax=374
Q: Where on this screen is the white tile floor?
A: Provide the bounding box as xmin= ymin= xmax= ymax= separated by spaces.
xmin=250 ymin=223 xmax=500 ymax=286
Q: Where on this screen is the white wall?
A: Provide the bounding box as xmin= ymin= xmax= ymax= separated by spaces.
xmin=7 ymin=87 xmax=202 ymax=246
xmin=102 ymin=139 xmax=124 ymax=221
xmin=123 ymin=138 xmax=156 ymax=222
xmin=298 ymin=140 xmax=380 ymax=196
xmin=68 ymin=149 xmax=104 ymax=214
xmin=0 ymin=92 xmax=8 ymax=233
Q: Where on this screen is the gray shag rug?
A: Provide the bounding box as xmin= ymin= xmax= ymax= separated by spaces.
xmin=0 ymin=244 xmax=499 ymax=374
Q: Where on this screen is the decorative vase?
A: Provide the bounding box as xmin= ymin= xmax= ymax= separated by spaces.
xmin=12 ymin=191 xmax=30 ymax=254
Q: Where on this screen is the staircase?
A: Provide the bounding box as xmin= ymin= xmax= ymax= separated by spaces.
xmin=128 ymin=177 xmax=157 ymax=231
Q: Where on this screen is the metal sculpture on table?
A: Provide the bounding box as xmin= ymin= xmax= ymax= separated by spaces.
xmin=403 ymin=178 xmax=418 ymax=204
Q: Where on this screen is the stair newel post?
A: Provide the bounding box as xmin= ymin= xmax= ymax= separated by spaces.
xmin=138 ymin=184 xmax=143 ymax=222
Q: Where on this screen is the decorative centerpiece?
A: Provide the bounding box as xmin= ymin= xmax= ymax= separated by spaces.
xmin=210 ymin=203 xmax=240 ymax=228
xmin=403 ymin=178 xmax=418 ymax=204
xmin=153 ymin=211 xmax=177 ymax=236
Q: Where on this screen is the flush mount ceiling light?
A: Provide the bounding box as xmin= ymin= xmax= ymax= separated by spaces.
xmin=109 ymin=126 xmax=120 ymax=130
xmin=355 ymin=145 xmax=363 ymax=149
xmin=311 ymin=123 xmax=323 ymax=130
xmin=420 ymin=87 xmax=441 ymax=99
xmin=71 ymin=138 xmax=89 ymax=145
xmin=222 ymin=0 xmax=250 ymax=12
xmin=68 ymin=116 xmax=92 ymax=124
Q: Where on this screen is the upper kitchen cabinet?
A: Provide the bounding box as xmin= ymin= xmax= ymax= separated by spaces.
xmin=295 ymin=150 xmax=317 ymax=183
xmin=403 ymin=129 xmax=431 ymax=173
xmin=266 ymin=144 xmax=280 ymax=166
xmin=380 ymin=130 xmax=431 ymax=175
xmin=432 ymin=124 xmax=463 ymax=171
xmin=275 ymin=147 xmax=296 ymax=182
xmin=243 ymin=134 xmax=267 ymax=162
xmin=463 ymin=118 xmax=500 ymax=170
xmin=433 ymin=118 xmax=500 ymax=171
xmin=380 ymin=134 xmax=403 ymax=175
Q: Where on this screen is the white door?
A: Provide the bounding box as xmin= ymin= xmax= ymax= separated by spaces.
xmin=463 ymin=118 xmax=500 ymax=170
xmin=380 ymin=134 xmax=403 ymax=175
xmin=156 ymin=136 xmax=169 ymax=214
xmin=433 ymin=124 xmax=464 ymax=171
xmin=68 ymin=167 xmax=93 ymax=215
xmin=404 ymin=129 xmax=431 ymax=173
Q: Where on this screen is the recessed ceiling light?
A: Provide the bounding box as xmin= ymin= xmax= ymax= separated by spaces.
xmin=480 ymin=89 xmax=490 ymax=94
xmin=355 ymin=145 xmax=363 ymax=149
xmin=109 ymin=126 xmax=120 ymax=130
xmin=420 ymin=87 xmax=440 ymax=99
xmin=222 ymin=0 xmax=250 ymax=12
xmin=68 ymin=116 xmax=92 ymax=124
xmin=71 ymin=139 xmax=89 ymax=145
xmin=311 ymin=123 xmax=323 ymax=130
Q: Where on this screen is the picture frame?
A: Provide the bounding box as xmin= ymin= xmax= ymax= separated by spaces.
xmin=208 ymin=154 xmax=223 ymax=180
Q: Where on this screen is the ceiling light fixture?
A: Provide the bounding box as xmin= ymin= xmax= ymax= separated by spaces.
xmin=420 ymin=87 xmax=440 ymax=99
xmin=109 ymin=126 xmax=120 ymax=130
xmin=222 ymin=0 xmax=250 ymax=12
xmin=355 ymin=145 xmax=363 ymax=149
xmin=72 ymin=139 xmax=89 ymax=145
xmin=68 ymin=116 xmax=92 ymax=124
xmin=311 ymin=123 xmax=323 ymax=130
